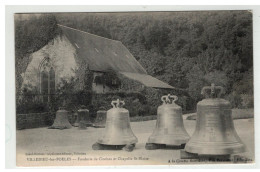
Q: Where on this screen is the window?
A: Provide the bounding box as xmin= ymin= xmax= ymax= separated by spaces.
xmin=40 ymin=68 xmax=49 ymax=102
xmin=49 ymin=67 xmax=55 ymax=94
xmin=39 ymin=57 xmax=55 ymax=103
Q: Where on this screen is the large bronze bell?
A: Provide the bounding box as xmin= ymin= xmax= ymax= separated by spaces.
xmin=146 ymin=94 xmax=190 ymax=149
xmin=185 ymin=84 xmax=246 ymax=155
xmin=48 ymin=107 xmax=72 ymax=129
xmin=93 ymin=99 xmax=138 ymax=151
xmin=73 ymin=105 xmax=92 ymax=128
xmin=93 ymin=110 xmax=107 ymax=128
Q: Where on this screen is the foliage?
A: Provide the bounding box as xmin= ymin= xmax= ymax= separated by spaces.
xmin=16 ymin=84 xmax=48 ymax=114
xmin=240 ymin=94 xmax=254 ymax=108
xmin=83 ymin=66 xmax=94 ymax=91
xmin=187 ymin=68 xmax=229 ymax=101
xmin=141 ymin=87 xmax=193 ymax=112
xmin=103 ymin=69 xmax=121 ymax=88
xmin=16 ymin=11 xmax=253 ymax=113
xmin=15 ymin=14 xmax=60 ymax=94
xmin=227 ymin=67 xmax=254 ymax=108
xmin=54 ymin=77 xmax=93 ymax=112
xmin=91 ymin=91 xmax=150 ymax=117
xmin=16 ymin=95 xmax=49 ymax=114
xmin=117 ymin=73 xmax=144 ymax=92
xmin=93 ymin=69 xmax=121 ymax=90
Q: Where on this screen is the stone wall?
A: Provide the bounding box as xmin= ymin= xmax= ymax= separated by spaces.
xmin=16 ymin=111 xmax=77 ymax=130
xmin=21 ymin=35 xmax=78 ymax=90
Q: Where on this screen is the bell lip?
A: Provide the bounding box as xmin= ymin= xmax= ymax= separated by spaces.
xmin=97 ymin=110 xmax=107 ymax=112
xmin=79 ymin=121 xmax=92 ymax=124
xmin=97 ymin=134 xmax=138 ymax=145
xmin=147 ymin=135 xmax=190 ymax=146
xmin=50 ymin=124 xmax=72 ymax=129
xmin=184 ymin=142 xmax=246 ymax=155
xmin=73 ymin=122 xmax=79 ymax=127
xmin=97 ymin=139 xmax=138 ymax=145
xmin=78 ymin=109 xmax=89 ymax=112
xmin=93 ymin=124 xmax=106 ymax=128
xmin=93 ymin=121 xmax=106 ymax=127
xmin=57 ymin=109 xmax=69 ymax=112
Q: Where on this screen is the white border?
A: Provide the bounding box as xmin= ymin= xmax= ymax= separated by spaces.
xmin=5 ymin=5 xmax=260 ymax=169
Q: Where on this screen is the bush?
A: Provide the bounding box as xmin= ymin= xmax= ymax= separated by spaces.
xmin=141 ymin=87 xmax=192 ymax=113
xmin=141 ymin=87 xmax=162 ymax=108
xmin=91 ymin=91 xmax=149 ymax=117
xmin=16 ymin=95 xmax=49 ymax=114
xmin=241 ymin=94 xmax=254 ymax=108
xmin=225 ymin=92 xmax=242 ymax=108
xmin=90 ymin=91 xmax=170 ymax=117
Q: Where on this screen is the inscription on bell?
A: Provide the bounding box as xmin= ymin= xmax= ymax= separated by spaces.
xmin=185 ymin=84 xmax=246 ymax=155
xmin=205 ymin=116 xmax=220 ymax=128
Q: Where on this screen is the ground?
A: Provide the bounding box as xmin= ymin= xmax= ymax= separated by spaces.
xmin=16 ymin=117 xmax=254 ymax=166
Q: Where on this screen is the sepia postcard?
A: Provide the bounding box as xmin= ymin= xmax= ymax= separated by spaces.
xmin=12 ymin=9 xmax=254 ymax=167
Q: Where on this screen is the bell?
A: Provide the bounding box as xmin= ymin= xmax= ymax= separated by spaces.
xmin=48 ymin=107 xmax=72 ymax=129
xmin=73 ymin=105 xmax=92 ymax=128
xmin=146 ymin=94 xmax=190 ymax=149
xmin=93 ymin=99 xmax=138 ymax=150
xmin=72 ymin=112 xmax=80 ymax=127
xmin=78 ymin=121 xmax=87 ymax=130
xmin=185 ymin=84 xmax=246 ymax=155
xmin=93 ymin=110 xmax=107 ymax=128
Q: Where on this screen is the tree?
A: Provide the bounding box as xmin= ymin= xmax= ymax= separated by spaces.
xmin=15 ymin=14 xmax=60 ymax=94
xmin=16 ymin=11 xmax=253 ymax=111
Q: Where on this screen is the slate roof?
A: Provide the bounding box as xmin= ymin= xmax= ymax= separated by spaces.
xmin=58 ymin=24 xmax=147 ymax=74
xmin=58 ymin=24 xmax=174 ymax=89
xmin=120 ymin=72 xmax=174 ymax=89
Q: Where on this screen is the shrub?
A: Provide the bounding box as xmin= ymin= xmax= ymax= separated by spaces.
xmin=240 ymin=94 xmax=254 ymax=108
xmin=225 ymin=92 xmax=242 ymax=108
xmin=16 ymin=95 xmax=49 ymax=114
xmin=91 ymin=91 xmax=153 ymax=117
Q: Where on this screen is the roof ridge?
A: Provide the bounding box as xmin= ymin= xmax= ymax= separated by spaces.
xmin=57 ymin=24 xmax=120 ymax=42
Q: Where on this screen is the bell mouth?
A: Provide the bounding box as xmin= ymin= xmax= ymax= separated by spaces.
xmin=97 ymin=137 xmax=138 ymax=145
xmin=185 ymin=141 xmax=246 ymax=155
xmin=147 ymin=135 xmax=190 ymax=146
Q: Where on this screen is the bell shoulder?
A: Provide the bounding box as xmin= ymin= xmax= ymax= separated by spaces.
xmin=198 ymin=98 xmax=231 ymax=107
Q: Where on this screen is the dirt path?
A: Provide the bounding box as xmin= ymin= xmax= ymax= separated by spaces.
xmin=16 ymin=118 xmax=254 ymax=166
